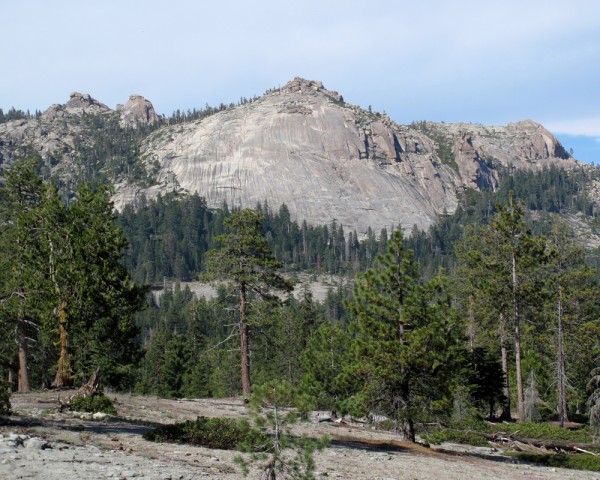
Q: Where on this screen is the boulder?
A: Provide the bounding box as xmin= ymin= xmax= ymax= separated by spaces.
xmin=119 ymin=94 xmax=160 ymax=128
xmin=65 ymin=92 xmax=109 ymax=114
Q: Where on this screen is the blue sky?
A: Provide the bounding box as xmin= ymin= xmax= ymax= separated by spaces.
xmin=3 ymin=0 xmax=600 ymax=163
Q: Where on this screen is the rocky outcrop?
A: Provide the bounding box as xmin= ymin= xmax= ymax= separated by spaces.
xmin=118 ymin=94 xmax=160 ymax=128
xmin=0 ymin=92 xmax=112 ymax=175
xmin=0 ymin=78 xmax=583 ymax=235
xmin=0 ymin=92 xmax=159 ymax=179
xmin=117 ymin=78 xmax=577 ymax=235
xmin=413 ymin=120 xmax=575 ymax=193
xmin=123 ymin=78 xmax=463 ymax=234
xmin=65 ymin=92 xmax=110 ymax=114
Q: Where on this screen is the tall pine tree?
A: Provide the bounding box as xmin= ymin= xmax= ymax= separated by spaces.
xmin=205 ymin=209 xmax=293 ymax=399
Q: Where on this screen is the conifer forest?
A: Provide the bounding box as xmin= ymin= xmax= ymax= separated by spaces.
xmin=2 ymin=154 xmax=600 ymax=442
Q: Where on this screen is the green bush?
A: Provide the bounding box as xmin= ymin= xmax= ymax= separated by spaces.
xmin=421 ymin=421 xmax=596 ymax=449
xmin=488 ymin=422 xmax=592 ymax=443
xmin=449 ymin=414 xmax=488 ymax=432
xmin=422 ymin=428 xmax=489 ymax=447
xmin=143 ymin=416 xmax=269 ymax=451
xmin=70 ymin=394 xmax=117 ymax=415
xmin=508 ymin=452 xmax=600 ymax=472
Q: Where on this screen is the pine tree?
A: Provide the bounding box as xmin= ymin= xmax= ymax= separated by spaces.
xmin=1 ymin=162 xmax=147 ymax=388
xmin=347 ymin=230 xmax=461 ymax=441
xmin=205 ymin=209 xmax=293 ymax=398
xmin=543 ymin=221 xmax=600 ymax=427
xmin=236 ymin=380 xmax=328 ymax=480
xmin=454 ymin=225 xmax=514 ymax=420
xmin=300 ymin=321 xmax=353 ymax=412
xmin=454 ymin=193 xmax=547 ymax=421
xmin=37 ymin=184 xmax=147 ymax=387
xmin=488 ymin=194 xmax=547 ymax=421
xmin=0 ymin=157 xmax=45 ymax=391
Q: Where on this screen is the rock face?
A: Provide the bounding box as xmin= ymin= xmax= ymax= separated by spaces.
xmin=122 ymin=78 xmax=461 ymax=234
xmin=412 ymin=119 xmax=573 ymax=192
xmin=118 ymin=94 xmax=160 ymax=128
xmin=0 ymin=92 xmax=160 ymax=180
xmin=0 ymin=78 xmax=580 ymax=235
xmin=65 ymin=92 xmax=110 ymax=113
xmin=118 ymin=77 xmax=576 ymax=235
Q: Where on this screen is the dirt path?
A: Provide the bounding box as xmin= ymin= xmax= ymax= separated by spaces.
xmin=1 ymin=391 xmax=598 ymax=479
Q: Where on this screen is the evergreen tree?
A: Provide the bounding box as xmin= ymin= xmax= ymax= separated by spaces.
xmin=542 ymin=221 xmax=600 ymax=426
xmin=0 ymin=157 xmax=45 ymax=391
xmin=236 ymin=380 xmax=328 ymax=480
xmin=455 ymin=194 xmax=547 ymax=421
xmin=38 ymin=184 xmax=147 ymax=387
xmin=453 ymin=225 xmax=514 ymax=420
xmin=487 ymin=194 xmax=547 ymax=421
xmin=300 ymin=321 xmax=353 ymax=412
xmin=206 ymin=209 xmax=293 ymax=398
xmin=346 ymin=230 xmax=461 ymax=441
xmin=1 ymin=161 xmax=147 ymax=388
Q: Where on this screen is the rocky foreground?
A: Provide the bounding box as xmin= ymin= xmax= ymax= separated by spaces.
xmin=0 ymin=390 xmax=597 ymax=479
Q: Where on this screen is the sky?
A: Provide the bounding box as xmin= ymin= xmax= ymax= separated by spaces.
xmin=3 ymin=0 xmax=600 ymax=163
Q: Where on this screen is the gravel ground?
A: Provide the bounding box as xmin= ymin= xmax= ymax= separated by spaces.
xmin=1 ymin=390 xmax=599 ymax=480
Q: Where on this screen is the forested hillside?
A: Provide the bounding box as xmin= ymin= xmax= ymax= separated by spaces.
xmin=2 ymin=155 xmax=600 ymax=443
xmin=116 ymin=164 xmax=600 ymax=284
xmin=115 ymin=163 xmax=600 ymax=429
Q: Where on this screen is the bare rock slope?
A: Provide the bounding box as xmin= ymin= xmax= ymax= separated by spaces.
xmin=0 ymin=77 xmax=579 ymax=234
xmin=119 ymin=77 xmax=577 ymax=234
xmin=2 ymin=390 xmax=595 ymax=480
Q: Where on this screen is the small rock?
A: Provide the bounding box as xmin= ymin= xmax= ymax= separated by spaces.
xmin=23 ymin=438 xmax=49 ymax=450
xmin=93 ymin=412 xmax=108 ymax=420
xmin=8 ymin=433 xmax=28 ymax=445
xmin=120 ymin=471 xmax=140 ymax=478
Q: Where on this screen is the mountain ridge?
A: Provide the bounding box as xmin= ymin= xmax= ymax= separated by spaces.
xmin=0 ymin=77 xmax=584 ymax=235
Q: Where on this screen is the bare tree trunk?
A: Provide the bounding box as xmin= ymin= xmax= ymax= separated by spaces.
xmin=240 ymin=283 xmax=251 ymax=400
xmin=557 ymin=285 xmax=569 ymax=427
xmin=48 ymin=235 xmax=71 ymax=389
xmin=406 ymin=418 xmax=415 ymax=443
xmin=499 ymin=314 xmax=512 ymax=421
xmin=512 ymin=252 xmax=525 ymax=421
xmin=399 ymin=378 xmax=415 ymax=442
xmin=467 ymin=295 xmax=476 ymax=351
xmin=17 ymin=312 xmax=30 ymax=392
xmin=53 ymin=299 xmax=71 ymax=388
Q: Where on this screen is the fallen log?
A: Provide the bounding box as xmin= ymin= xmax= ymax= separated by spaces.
xmin=77 ymin=367 xmax=101 ymax=398
xmin=479 ymin=431 xmax=600 ymax=453
xmin=56 ymin=368 xmax=101 ymax=412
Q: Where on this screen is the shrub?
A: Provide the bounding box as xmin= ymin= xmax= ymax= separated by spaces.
xmin=143 ymin=416 xmax=268 ymax=451
xmin=488 ymin=422 xmax=593 ymax=443
xmin=422 ymin=428 xmax=489 ymax=447
xmin=508 ymin=452 xmax=600 ymax=472
xmin=70 ymin=393 xmax=117 ymax=415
